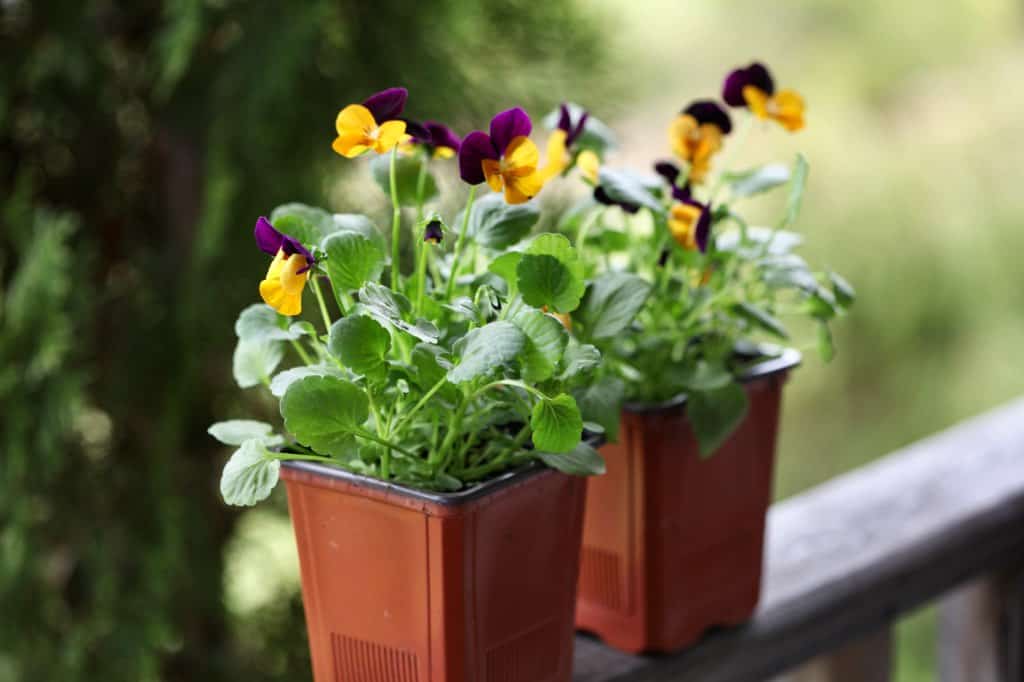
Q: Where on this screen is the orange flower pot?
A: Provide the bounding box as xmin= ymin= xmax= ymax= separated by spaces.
xmin=281 ymin=462 xmax=586 ymax=682
xmin=575 ymin=349 xmax=800 ymax=653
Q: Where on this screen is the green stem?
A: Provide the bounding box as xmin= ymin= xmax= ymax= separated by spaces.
xmin=271 ymin=452 xmax=330 ymax=463
xmin=470 ymin=379 xmax=547 ymax=403
xmin=392 ymin=375 xmax=448 ymax=437
xmin=389 ymin=145 xmax=402 ymax=291
xmin=289 ymin=339 xmax=314 ymax=365
xmin=445 ymin=184 xmax=478 ymax=299
xmin=355 ymin=428 xmax=417 ymax=459
xmin=415 ymin=236 xmax=430 ymax=317
xmin=310 ymin=276 xmax=333 ymax=333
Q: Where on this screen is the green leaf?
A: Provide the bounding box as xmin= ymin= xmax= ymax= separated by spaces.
xmin=531 ymin=393 xmax=583 ymax=453
xmin=805 ymin=287 xmax=838 ymax=321
xmin=779 ymin=154 xmax=809 ymax=230
xmin=270 ymin=203 xmax=334 ymax=245
xmin=597 ymin=167 xmax=664 ymax=213
xmin=517 ymin=234 xmax=586 ymax=313
xmin=724 ymin=163 xmax=790 ymax=198
xmin=688 ymin=382 xmax=749 ymax=458
xmin=573 ymin=374 xmax=625 ymax=442
xmin=232 ymin=338 xmax=284 ymax=389
xmin=269 ymin=365 xmax=348 ymax=397
xmin=762 ymin=254 xmax=818 ymax=292
xmin=369 ymin=153 xmax=438 ymax=206
xmin=327 ymin=214 xmax=386 ymax=253
xmin=506 ymin=298 xmax=569 ymax=382
xmin=460 ymin=192 xmax=540 ymax=249
xmin=537 ymin=440 xmax=606 ymax=476
xmin=328 ymin=315 xmax=391 ymax=377
xmin=447 ymin=321 xmax=526 ymax=384
xmin=489 ymin=251 xmax=524 ymax=295
xmin=411 ymin=343 xmax=453 ymax=391
xmin=829 ymin=271 xmax=856 ymax=307
xmin=718 ymin=226 xmax=803 ymax=256
xmin=559 ymin=338 xmax=602 ymax=381
xmin=235 ymin=304 xmax=303 ymax=342
xmin=677 ymin=360 xmax=734 ymax=391
xmin=734 ymin=302 xmax=789 ymax=339
xmin=323 ymin=230 xmax=385 ymax=292
xmin=575 ymin=272 xmax=651 ymax=340
xmin=358 ymin=282 xmax=439 ymax=342
xmin=220 ymin=439 xmax=281 ymax=506
xmin=208 ymin=420 xmax=284 ymax=447
xmin=817 ymin=322 xmax=835 ymax=362
xmin=281 ymin=375 xmax=369 ymax=456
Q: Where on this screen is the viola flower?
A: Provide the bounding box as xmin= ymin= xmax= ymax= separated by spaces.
xmin=668 ymin=200 xmax=711 ymax=253
xmin=540 ymin=103 xmax=590 ymax=182
xmin=593 ymin=185 xmax=640 ymax=214
xmin=332 ymin=87 xmax=410 ymax=158
xmin=722 ymin=62 xmax=805 ymax=132
xmin=668 ymin=100 xmax=732 ymax=183
xmin=458 ymin=107 xmax=544 ymax=205
xmin=654 ymin=160 xmax=694 ymax=202
xmin=577 ymin=150 xmax=601 ymax=184
xmin=407 ymin=120 xmax=462 ymax=159
xmin=254 ymin=216 xmax=316 ymax=316
xmin=423 ymin=219 xmax=444 ymax=244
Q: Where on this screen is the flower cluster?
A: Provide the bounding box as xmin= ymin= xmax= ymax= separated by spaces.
xmin=214 ymin=63 xmax=851 ymax=505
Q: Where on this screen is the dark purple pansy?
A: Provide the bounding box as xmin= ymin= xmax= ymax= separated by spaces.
xmin=683 ymin=100 xmax=732 ymax=134
xmin=594 ymin=186 xmax=640 ymax=214
xmin=722 ymin=63 xmax=775 ymax=107
xmin=362 ymin=87 xmax=408 ymax=121
xmin=423 ymin=219 xmax=444 ymax=244
xmin=458 ymin=107 xmax=532 ymax=185
xmin=412 ymin=121 xmax=461 ymax=153
xmin=684 ymin=199 xmax=712 ymax=253
xmin=254 ymin=216 xmax=315 ymax=273
xmin=557 ymin=103 xmax=589 ymax=147
xmin=654 ymin=160 xmax=693 ymax=202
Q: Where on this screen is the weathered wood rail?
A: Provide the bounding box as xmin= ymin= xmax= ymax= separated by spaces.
xmin=573 ymin=397 xmax=1024 ymax=682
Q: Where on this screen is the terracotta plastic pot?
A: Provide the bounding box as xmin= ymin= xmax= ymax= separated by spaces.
xmin=575 ymin=349 xmax=801 ymax=654
xmin=281 ymin=461 xmax=586 ymax=682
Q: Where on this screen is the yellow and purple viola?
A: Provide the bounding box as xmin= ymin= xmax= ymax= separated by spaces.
xmin=332 ymin=87 xmax=410 ymax=158
xmin=423 ymin=218 xmax=444 ymax=244
xmin=458 ymin=107 xmax=545 ymax=205
xmin=667 ymin=100 xmax=732 ymax=184
xmin=667 ymin=197 xmax=711 ymax=253
xmin=723 ymin=62 xmax=805 ymax=132
xmin=254 ymin=217 xmax=316 ymax=316
xmin=654 ymin=160 xmax=695 ymax=202
xmin=541 ymin=103 xmax=600 ymax=184
xmin=405 ymin=120 xmax=462 ymax=159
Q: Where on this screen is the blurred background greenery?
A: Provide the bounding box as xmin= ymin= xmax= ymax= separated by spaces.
xmin=2 ymin=1 xmax=1021 ymax=680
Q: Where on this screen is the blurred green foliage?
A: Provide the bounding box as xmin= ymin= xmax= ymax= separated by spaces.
xmin=0 ymin=1 xmax=612 ymax=680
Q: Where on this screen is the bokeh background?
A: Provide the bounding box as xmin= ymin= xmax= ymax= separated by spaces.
xmin=3 ymin=1 xmax=1022 ymax=680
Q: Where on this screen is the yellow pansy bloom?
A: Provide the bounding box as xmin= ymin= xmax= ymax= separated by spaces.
xmin=743 ymin=86 xmax=805 ymax=132
xmin=259 ymin=249 xmax=309 ymax=316
xmin=481 ymin=135 xmax=544 ymax=205
xmin=332 ymin=104 xmax=408 ymax=158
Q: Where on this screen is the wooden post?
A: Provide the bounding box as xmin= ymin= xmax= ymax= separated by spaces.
xmin=774 ymin=629 xmax=891 ymax=682
xmin=938 ymin=564 xmax=1024 ymax=682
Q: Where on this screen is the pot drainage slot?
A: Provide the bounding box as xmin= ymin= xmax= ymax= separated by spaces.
xmin=331 ymin=632 xmax=418 ymax=682
xmin=579 ymin=545 xmax=624 ymax=612
xmin=485 ymin=618 xmax=560 ymax=682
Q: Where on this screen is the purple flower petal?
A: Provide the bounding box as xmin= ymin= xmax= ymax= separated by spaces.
xmin=723 ymin=62 xmax=775 ymax=106
xmin=362 ymin=87 xmax=408 ymax=122
xmin=425 ymin=121 xmax=462 ymax=152
xmin=254 ymin=216 xmax=285 ymax=256
xmin=683 ymin=100 xmax=732 ymax=134
xmin=458 ymin=131 xmax=499 ymax=185
xmin=281 ymin=234 xmax=315 ymax=265
xmin=489 ymin=107 xmax=532 ymax=155
xmin=683 ymin=199 xmax=712 ymax=253
xmin=569 ymin=111 xmax=589 ymax=146
xmin=403 ymin=118 xmax=431 ymax=142
xmin=557 ymin=103 xmax=573 ymax=135
xmin=654 ymin=161 xmax=693 ymax=202
xmin=594 ymin=185 xmax=640 ymax=214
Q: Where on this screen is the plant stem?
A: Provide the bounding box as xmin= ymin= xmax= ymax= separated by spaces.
xmin=389 ymin=145 xmax=402 ymax=291
xmin=289 ymin=339 xmax=313 ymax=365
xmin=445 ymin=184 xmax=478 ymax=299
xmin=310 ymin=276 xmax=333 ymax=333
xmin=271 ymin=452 xmax=329 ymax=463
xmin=355 ymin=428 xmax=416 ymax=459
xmin=392 ymin=375 xmax=448 ymax=437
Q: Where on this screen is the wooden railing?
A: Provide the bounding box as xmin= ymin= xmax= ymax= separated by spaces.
xmin=573 ymin=398 xmax=1024 ymax=681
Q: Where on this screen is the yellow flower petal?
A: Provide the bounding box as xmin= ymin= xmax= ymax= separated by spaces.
xmin=503 ymin=135 xmax=539 ymax=174
xmin=669 ymin=114 xmax=698 ymax=160
xmin=772 ymin=90 xmax=806 ymax=131
xmin=258 ymin=251 xmax=308 ymax=316
xmin=433 ymin=145 xmax=455 ymax=159
xmin=504 ymin=171 xmax=543 ymax=204
xmin=278 ymin=254 xmax=309 ymax=295
xmin=333 ymin=133 xmax=371 ymax=158
xmin=482 ymin=159 xmax=504 ymax=193
xmin=374 ymin=119 xmax=408 ymax=153
xmin=668 ymin=202 xmax=702 ymax=250
xmin=742 ymin=86 xmax=770 ymax=120
xmin=336 ymin=104 xmax=377 ymax=136
xmin=540 ymin=129 xmax=570 ymax=181
xmin=576 ymin=150 xmax=600 ymax=184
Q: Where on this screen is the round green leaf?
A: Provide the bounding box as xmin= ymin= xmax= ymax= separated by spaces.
xmin=575 ymin=272 xmax=652 ymax=340
xmin=232 ymin=338 xmax=284 ymax=389
xmin=208 ymin=420 xmax=283 ymax=447
xmin=506 ymin=299 xmax=568 ymax=382
xmin=460 ymin=192 xmax=540 ymax=248
xmin=328 ymin=315 xmax=391 ymax=377
xmin=235 ymin=304 xmax=303 ymax=342
xmin=323 ymin=230 xmax=385 ymax=293
xmin=537 ymin=440 xmax=606 ymax=476
xmin=447 ymin=321 xmax=526 ymax=384
xmin=220 ymin=439 xmax=281 ymax=506
xmin=270 ymin=203 xmax=334 ymax=244
xmin=517 ymin=233 xmax=585 ymax=313
xmin=281 ymin=375 xmax=369 ymax=456
xmin=531 ymin=393 xmax=583 ymax=453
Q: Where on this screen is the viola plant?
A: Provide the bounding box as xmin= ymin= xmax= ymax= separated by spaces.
xmin=212 ymin=89 xmax=622 ymax=506
xmin=558 ymin=62 xmax=852 ymax=455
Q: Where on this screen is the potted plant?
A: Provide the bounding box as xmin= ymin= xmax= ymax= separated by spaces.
xmin=208 ymin=90 xmax=622 ymax=681
xmin=541 ymin=64 xmax=854 ymax=653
